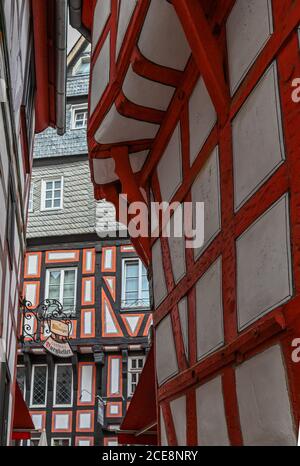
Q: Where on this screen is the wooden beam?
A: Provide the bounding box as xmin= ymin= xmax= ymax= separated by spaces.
xmin=172 ymin=0 xmax=230 ymax=126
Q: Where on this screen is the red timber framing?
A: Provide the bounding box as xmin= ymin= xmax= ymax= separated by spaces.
xmin=76 ymin=0 xmax=300 ymax=445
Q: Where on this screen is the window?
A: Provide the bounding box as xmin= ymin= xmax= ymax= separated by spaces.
xmin=28 ymin=182 xmax=34 ymax=212
xmin=73 ymin=55 xmax=90 ymax=75
xmin=51 ymin=438 xmax=71 ymax=446
xmin=127 ymin=356 xmax=145 ymax=396
xmin=54 ymin=364 xmax=73 ymax=407
xmin=71 ymin=105 xmax=88 ymax=129
xmin=16 ymin=366 xmax=26 ymax=398
xmin=45 ymin=268 xmax=77 ymax=314
xmin=24 ymin=438 xmax=40 ymax=447
xmin=30 ymin=365 xmax=48 ymax=407
xmin=41 ymin=178 xmax=63 ymax=210
xmin=122 ymin=259 xmax=150 ymax=308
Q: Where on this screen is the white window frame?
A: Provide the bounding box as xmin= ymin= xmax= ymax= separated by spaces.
xmin=51 ymin=438 xmax=71 ymax=446
xmin=41 ymin=177 xmax=64 ymax=211
xmin=28 ymin=182 xmax=34 ymax=212
xmin=70 ymin=104 xmax=88 ymax=130
xmin=45 ymin=267 xmax=78 ymax=313
xmin=72 ymin=55 xmax=90 ymax=76
xmin=127 ymin=356 xmax=145 ymax=397
xmin=53 ymin=363 xmax=73 ymax=408
xmin=16 ymin=365 xmax=26 ymax=399
xmin=30 ymin=364 xmax=48 ymax=408
xmin=121 ymin=258 xmax=150 ymax=309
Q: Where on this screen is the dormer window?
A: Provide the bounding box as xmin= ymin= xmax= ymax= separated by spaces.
xmin=73 ymin=55 xmax=90 ymax=76
xmin=71 ymin=104 xmax=88 ymax=130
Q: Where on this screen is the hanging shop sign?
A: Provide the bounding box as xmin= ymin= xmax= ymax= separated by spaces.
xmin=20 ymin=298 xmax=75 ymax=357
xmin=43 ymin=335 xmax=73 ymax=358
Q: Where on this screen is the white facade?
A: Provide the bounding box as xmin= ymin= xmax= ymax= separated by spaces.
xmin=0 ymin=1 xmax=36 ymax=445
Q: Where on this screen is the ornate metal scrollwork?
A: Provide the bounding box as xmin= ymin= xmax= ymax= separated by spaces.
xmin=19 ymin=298 xmax=74 ymax=345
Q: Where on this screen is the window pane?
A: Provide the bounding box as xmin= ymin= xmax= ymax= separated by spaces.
xmin=54 ymin=180 xmax=61 ymax=189
xmin=32 ymin=366 xmax=47 ymax=405
xmin=55 ymin=365 xmax=72 ymax=405
xmin=63 ymin=271 xmax=75 ymax=309
xmin=45 ymin=190 xmax=52 ymax=199
xmin=50 ymin=271 xmax=61 ymax=285
xmin=126 ymin=262 xmax=139 ymax=278
xmin=46 ymin=181 xmax=53 ymax=190
xmin=45 ymin=200 xmax=52 ymax=209
xmin=64 ymin=270 xmax=75 ymax=284
xmin=138 ymin=358 xmax=144 ymax=369
xmin=54 ymin=190 xmax=61 ymax=199
xmin=53 ymin=198 xmax=61 ymax=208
xmin=125 ymin=278 xmax=138 ymax=292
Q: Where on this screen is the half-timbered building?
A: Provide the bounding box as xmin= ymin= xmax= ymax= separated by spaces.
xmin=0 ymin=0 xmax=67 ymax=445
xmin=69 ymin=0 xmax=300 ymax=446
xmin=17 ymin=36 xmax=152 ymax=446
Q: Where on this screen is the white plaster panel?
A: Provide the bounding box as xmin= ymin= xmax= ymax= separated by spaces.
xmin=110 ymin=358 xmax=120 ymax=394
xmin=31 ymin=414 xmax=43 ymax=431
xmin=110 ymin=404 xmax=119 ymax=415
xmin=232 ymin=63 xmax=285 ymax=210
xmin=95 ymin=104 xmax=159 ymax=144
xmin=125 ymin=315 xmax=139 ymax=333
xmin=178 ymin=297 xmax=188 ymax=359
xmin=129 ymin=150 xmax=148 ymax=173
xmin=104 ymin=248 xmax=112 ymax=269
xmin=152 ymin=239 xmax=167 ymax=308
xmin=27 ymin=254 xmax=38 ymax=276
xmin=191 ymin=147 xmax=221 ymax=259
xmin=170 ymin=396 xmax=186 ymax=446
xmin=92 ymin=151 xmax=148 ymax=184
xmin=116 ymin=0 xmax=138 ymax=58
xmin=84 ymin=279 xmax=92 ymax=303
xmin=196 ymin=257 xmax=224 ymax=360
xmin=156 ymin=314 xmax=178 ymax=385
xmin=78 ymin=439 xmax=91 ymax=446
xmin=48 ymin=251 xmax=76 ymax=261
xmin=189 ymin=77 xmax=217 ymax=165
xmin=157 ymin=124 xmax=182 ymax=202
xmin=138 ymin=0 xmax=190 ymax=71
xmin=227 ymin=0 xmax=273 ymax=94
xmin=25 ymin=283 xmax=37 ymax=307
xmin=236 ymin=345 xmax=296 ymax=446
xmin=55 ymin=413 xmax=69 ymax=430
xmin=236 ymin=194 xmax=292 ymax=330
xmin=92 ymin=0 xmax=111 ymax=51
xmin=79 ymin=412 xmax=92 ymax=429
xmin=160 ymin=409 xmax=168 ymax=446
xmin=85 ymin=251 xmax=93 ymax=272
xmin=105 ymin=302 xmax=118 ymax=334
xmin=166 ymin=204 xmax=186 ymax=284
xmin=84 ymin=311 xmax=92 ymax=335
xmin=90 ymin=33 xmax=110 ymax=115
xmin=196 ymin=376 xmax=230 ymax=446
xmin=123 ymin=65 xmax=175 ymax=111
xmin=80 ymin=365 xmax=93 ymax=403
xmin=93 ymin=158 xmax=117 ymax=184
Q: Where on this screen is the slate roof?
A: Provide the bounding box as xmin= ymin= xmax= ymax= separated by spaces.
xmin=34 ymin=38 xmax=90 ymax=159
xmin=33 ymin=106 xmax=88 ymax=158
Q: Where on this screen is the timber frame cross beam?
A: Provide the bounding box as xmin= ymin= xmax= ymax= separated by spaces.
xmin=172 ymin=0 xmax=230 ymax=126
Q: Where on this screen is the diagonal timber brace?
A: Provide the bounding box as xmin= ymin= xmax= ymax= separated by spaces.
xmin=172 ymin=0 xmax=230 ymax=126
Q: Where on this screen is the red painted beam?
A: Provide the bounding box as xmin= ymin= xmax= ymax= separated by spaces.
xmin=172 ymin=0 xmax=230 ymax=126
